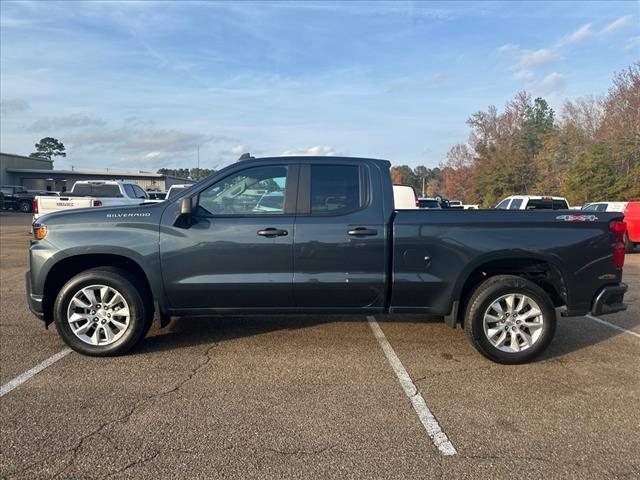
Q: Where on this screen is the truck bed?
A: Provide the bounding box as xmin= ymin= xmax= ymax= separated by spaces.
xmin=390 ymin=209 xmax=624 ymax=316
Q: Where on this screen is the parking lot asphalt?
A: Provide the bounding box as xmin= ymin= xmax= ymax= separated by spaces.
xmin=1 ymin=211 xmax=639 ymax=479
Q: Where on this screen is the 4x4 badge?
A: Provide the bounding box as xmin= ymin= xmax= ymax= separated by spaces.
xmin=556 ymin=214 xmax=598 ymax=222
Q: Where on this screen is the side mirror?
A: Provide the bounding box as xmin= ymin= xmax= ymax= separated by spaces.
xmin=174 ymin=197 xmax=193 ymax=228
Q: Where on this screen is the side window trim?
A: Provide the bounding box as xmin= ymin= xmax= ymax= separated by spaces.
xmin=194 ymin=163 xmax=298 ymax=217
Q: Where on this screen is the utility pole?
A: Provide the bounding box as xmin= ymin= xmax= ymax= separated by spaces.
xmin=197 ymin=145 xmax=200 ymax=171
xmin=422 ymin=176 xmax=426 ymax=197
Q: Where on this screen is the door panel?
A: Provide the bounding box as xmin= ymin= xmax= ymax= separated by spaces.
xmin=160 ymin=163 xmax=296 ymax=309
xmin=161 ymin=216 xmax=294 ymax=308
xmin=293 ymin=163 xmax=387 ymax=309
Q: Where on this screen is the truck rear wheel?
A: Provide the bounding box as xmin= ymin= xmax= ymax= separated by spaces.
xmin=463 ymin=275 xmax=556 ymax=364
xmin=53 ymin=268 xmax=150 ymax=356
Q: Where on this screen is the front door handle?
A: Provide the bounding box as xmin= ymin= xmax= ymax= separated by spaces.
xmin=347 ymin=227 xmax=378 ymax=236
xmin=257 ymin=228 xmax=288 ymax=237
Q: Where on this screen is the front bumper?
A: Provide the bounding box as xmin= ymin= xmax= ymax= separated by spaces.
xmin=591 ymin=283 xmax=628 ymax=316
xmin=25 ymin=271 xmax=45 ymax=320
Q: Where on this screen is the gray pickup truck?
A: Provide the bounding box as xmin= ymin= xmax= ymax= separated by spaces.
xmin=27 ymin=156 xmax=628 ymax=363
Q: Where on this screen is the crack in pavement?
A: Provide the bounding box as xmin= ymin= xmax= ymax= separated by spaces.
xmin=6 ymin=342 xmax=218 ymax=480
xmin=104 ymin=449 xmax=161 ymax=479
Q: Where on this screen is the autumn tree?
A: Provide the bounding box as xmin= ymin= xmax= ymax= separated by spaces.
xmin=440 ymin=143 xmax=475 ymax=201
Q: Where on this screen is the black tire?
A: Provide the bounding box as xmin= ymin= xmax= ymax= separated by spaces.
xmin=463 ymin=275 xmax=557 ymax=364
xmin=18 ymin=200 xmax=32 ymax=213
xmin=624 ymin=233 xmax=635 ymax=254
xmin=54 ymin=268 xmax=151 ymax=356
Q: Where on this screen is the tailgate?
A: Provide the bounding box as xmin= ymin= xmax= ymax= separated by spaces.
xmin=38 ymin=196 xmax=96 ymax=215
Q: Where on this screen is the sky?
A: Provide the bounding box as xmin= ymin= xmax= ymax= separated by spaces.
xmin=1 ymin=1 xmax=638 ymax=171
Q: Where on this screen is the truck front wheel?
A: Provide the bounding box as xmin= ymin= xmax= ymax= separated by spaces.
xmin=463 ymin=275 xmax=556 ymax=364
xmin=53 ymin=268 xmax=150 ymax=356
xmin=18 ymin=200 xmax=32 ymax=213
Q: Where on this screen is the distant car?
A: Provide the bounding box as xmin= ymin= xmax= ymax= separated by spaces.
xmin=147 ymin=191 xmax=167 ymax=201
xmin=33 ymin=180 xmax=149 ymax=221
xmin=495 ymin=195 xmax=569 ymax=210
xmin=393 ymin=185 xmax=418 ymax=209
xmin=418 ymin=197 xmax=442 ymax=209
xmin=582 ymin=202 xmax=628 ymax=212
xmin=166 ymin=184 xmax=193 ymax=199
xmin=28 ymin=190 xmax=59 ymax=197
xmin=0 ymin=185 xmax=36 ymax=213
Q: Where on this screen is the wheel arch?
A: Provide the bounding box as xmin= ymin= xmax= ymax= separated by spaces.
xmin=42 ymin=253 xmax=157 ymax=325
xmin=448 ymin=252 xmax=569 ymax=327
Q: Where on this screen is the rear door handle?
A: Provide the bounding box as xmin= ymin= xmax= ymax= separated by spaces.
xmin=347 ymin=227 xmax=378 ymax=236
xmin=257 ymin=228 xmax=288 ymax=237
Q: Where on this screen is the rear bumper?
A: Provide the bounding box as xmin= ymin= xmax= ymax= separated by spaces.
xmin=590 ymin=283 xmax=628 ymax=316
xmin=25 ymin=271 xmax=45 ymax=320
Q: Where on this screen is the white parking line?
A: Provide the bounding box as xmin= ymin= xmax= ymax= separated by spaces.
xmin=0 ymin=348 xmax=72 ymax=397
xmin=367 ymin=316 xmax=457 ymax=456
xmin=585 ymin=315 xmax=640 ymax=339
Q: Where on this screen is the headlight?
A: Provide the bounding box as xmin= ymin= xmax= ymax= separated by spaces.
xmin=33 ymin=224 xmax=47 ymax=240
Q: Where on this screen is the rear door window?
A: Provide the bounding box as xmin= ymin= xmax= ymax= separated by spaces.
xmin=508 ymin=199 xmax=523 ymax=209
xmin=123 ymin=184 xmax=136 ymax=198
xmin=310 ymin=165 xmax=362 ymax=215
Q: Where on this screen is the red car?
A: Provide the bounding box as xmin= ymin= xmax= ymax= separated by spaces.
xmin=625 ymin=201 xmax=640 ymax=253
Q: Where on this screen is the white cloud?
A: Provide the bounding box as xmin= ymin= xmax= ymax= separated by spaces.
xmin=230 ymin=144 xmax=247 ymax=155
xmin=625 ymin=36 xmax=640 ymax=52
xmin=558 ymin=24 xmax=592 ymax=45
xmin=516 ymin=48 xmax=556 ymax=69
xmin=536 ymin=72 xmax=565 ymax=94
xmin=513 ymin=69 xmax=535 ymax=82
xmin=68 ymin=126 xmax=228 ymax=157
xmin=281 ymin=146 xmax=336 ymax=156
xmin=27 ymin=113 xmax=106 ymax=132
xmin=495 ymin=43 xmax=520 ymax=55
xmin=601 ymin=15 xmax=634 ymax=34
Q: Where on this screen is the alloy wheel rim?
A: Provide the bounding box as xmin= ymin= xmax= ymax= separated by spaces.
xmin=66 ymin=284 xmax=130 ymax=346
xmin=483 ymin=293 xmax=544 ymax=353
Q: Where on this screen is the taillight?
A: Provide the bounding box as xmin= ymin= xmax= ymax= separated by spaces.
xmin=93 ymin=200 xmax=103 ymax=207
xmin=610 ymin=220 xmax=626 ymax=268
xmin=32 ymin=198 xmax=38 ymax=214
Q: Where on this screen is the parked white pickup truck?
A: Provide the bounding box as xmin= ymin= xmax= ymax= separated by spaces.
xmin=33 ymin=180 xmax=149 ymax=221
